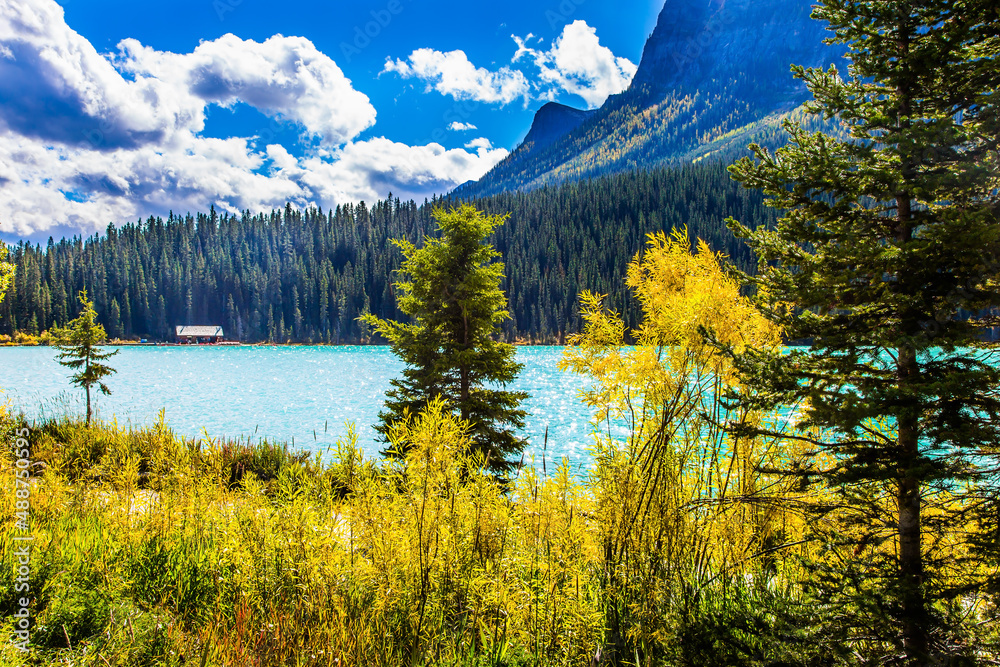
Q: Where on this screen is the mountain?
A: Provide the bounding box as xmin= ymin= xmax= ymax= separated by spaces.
xmin=518 ymin=102 xmax=597 ymax=155
xmin=456 ymin=0 xmax=846 ymax=199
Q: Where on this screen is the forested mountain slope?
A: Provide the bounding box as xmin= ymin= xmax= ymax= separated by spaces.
xmin=1 ymin=162 xmax=776 ymax=343
xmin=457 ymin=0 xmax=845 ymax=198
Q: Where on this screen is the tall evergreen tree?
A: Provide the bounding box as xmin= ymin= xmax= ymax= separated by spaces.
xmin=362 ymin=205 xmax=528 ymax=475
xmin=107 ymin=297 xmax=122 ymax=339
xmin=725 ymin=0 xmax=1000 ymax=662
xmin=53 ymin=290 xmax=119 ymax=426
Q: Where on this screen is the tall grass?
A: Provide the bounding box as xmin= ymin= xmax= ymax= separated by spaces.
xmin=2 ymin=404 xmax=997 ymax=664
xmin=0 ymin=393 xmax=808 ymax=667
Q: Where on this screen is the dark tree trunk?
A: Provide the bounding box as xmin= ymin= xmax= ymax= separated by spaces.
xmin=897 ymin=345 xmax=926 ymax=662
xmin=896 ymin=165 xmax=927 ymax=660
xmin=85 ymin=352 xmax=92 ymax=426
xmin=894 ymin=12 xmax=927 ymax=657
xmin=460 ymin=312 xmax=470 ymax=420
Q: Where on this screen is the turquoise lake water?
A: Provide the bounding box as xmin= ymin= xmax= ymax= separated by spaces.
xmin=0 ymin=346 xmax=598 ymax=469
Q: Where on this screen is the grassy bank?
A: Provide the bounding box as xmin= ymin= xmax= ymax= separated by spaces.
xmin=0 ymin=401 xmax=831 ymax=667
xmin=2 ymin=398 xmax=997 ymax=666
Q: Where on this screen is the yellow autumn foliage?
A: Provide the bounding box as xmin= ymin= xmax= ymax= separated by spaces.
xmin=560 ymin=228 xmax=814 ymax=654
xmin=0 ymin=243 xmax=13 ymax=305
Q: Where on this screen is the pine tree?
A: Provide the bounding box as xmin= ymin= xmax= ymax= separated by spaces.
xmin=362 ymin=205 xmax=528 ymax=475
xmin=107 ymin=297 xmax=122 ymax=339
xmin=155 ymin=295 xmax=168 ymax=338
xmin=53 ymin=290 xmax=119 ymax=426
xmin=225 ymin=294 xmax=238 ymax=341
xmin=725 ymin=0 xmax=1000 ymax=662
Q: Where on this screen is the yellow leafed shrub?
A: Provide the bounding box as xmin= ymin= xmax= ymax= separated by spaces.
xmin=561 ymin=228 xmax=813 ymax=661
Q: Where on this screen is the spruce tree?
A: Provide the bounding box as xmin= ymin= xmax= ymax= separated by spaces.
xmin=108 ymin=297 xmax=122 ymax=339
xmin=725 ymin=0 xmax=1000 ymax=662
xmin=362 ymin=205 xmax=528 ymax=475
xmin=53 ymin=290 xmax=119 ymax=426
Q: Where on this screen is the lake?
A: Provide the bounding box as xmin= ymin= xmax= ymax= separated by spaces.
xmin=0 ymin=345 xmax=598 ymax=469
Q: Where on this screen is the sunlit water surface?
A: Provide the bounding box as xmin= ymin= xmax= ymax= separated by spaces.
xmin=0 ymin=346 xmax=599 ymax=470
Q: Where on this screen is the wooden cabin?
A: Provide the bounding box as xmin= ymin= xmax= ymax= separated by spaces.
xmin=175 ymin=325 xmax=225 ymax=344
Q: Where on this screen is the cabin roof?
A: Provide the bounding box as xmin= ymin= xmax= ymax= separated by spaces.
xmin=175 ymin=325 xmax=224 ymax=337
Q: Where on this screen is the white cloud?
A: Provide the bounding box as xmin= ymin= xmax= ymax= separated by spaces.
xmin=0 ymin=0 xmax=378 ymax=148
xmin=0 ymin=0 xmax=181 ymax=148
xmin=116 ymin=33 xmax=377 ymax=146
xmin=464 ymin=137 xmax=494 ymax=152
xmin=383 ymin=48 xmax=530 ymax=105
xmin=0 ymin=0 xmax=507 ymax=239
xmin=448 ymin=121 xmax=478 ymax=131
xmin=513 ymin=21 xmax=637 ymax=108
xmin=0 ymin=129 xmax=508 ymax=238
xmin=300 ymin=138 xmax=507 ymax=204
xmin=383 ymin=21 xmax=634 ymax=111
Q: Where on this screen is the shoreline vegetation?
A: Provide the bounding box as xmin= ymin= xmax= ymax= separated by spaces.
xmin=4 ymin=229 xmax=997 ymax=666
xmin=0 ymin=339 xmax=572 ymax=348
xmin=0 ymin=333 xmax=576 ymax=347
xmin=0 ymin=406 xmax=795 ymax=666
xmin=0 ymin=230 xmax=804 ymax=667
xmin=1 ymin=333 xmax=833 ymax=348
xmin=3 ymin=406 xmax=997 ymax=666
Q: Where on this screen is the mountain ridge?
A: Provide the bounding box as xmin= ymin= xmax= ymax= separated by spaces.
xmin=457 ymin=0 xmax=846 ymax=199
xmin=518 ymin=102 xmax=598 ymax=156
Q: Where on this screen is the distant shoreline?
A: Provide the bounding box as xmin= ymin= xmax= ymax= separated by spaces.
xmin=0 ymin=340 xmax=570 ymax=348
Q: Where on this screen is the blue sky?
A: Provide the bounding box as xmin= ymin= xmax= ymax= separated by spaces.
xmin=0 ymin=0 xmax=662 ymax=241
